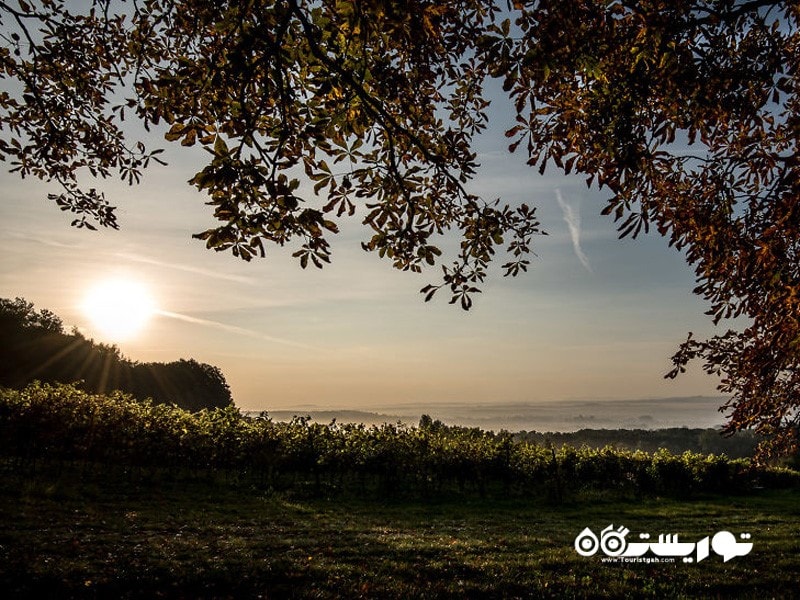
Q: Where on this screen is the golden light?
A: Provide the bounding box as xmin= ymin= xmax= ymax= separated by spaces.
xmin=82 ymin=278 xmax=157 ymax=341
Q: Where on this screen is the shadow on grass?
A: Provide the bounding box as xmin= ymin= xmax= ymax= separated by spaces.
xmin=1 ymin=470 xmax=799 ymax=599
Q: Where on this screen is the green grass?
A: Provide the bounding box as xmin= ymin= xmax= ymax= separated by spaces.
xmin=1 ymin=470 xmax=799 ymax=599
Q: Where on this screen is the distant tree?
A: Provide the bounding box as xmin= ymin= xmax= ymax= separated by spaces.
xmin=1 ymin=2 xmax=798 ymax=454
xmin=131 ymin=359 xmax=232 ymax=412
xmin=514 ymin=427 xmax=760 ymax=458
xmin=419 ymin=414 xmax=446 ymax=433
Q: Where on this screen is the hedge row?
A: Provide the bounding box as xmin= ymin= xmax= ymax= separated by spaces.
xmin=2 ymin=383 xmax=797 ymax=498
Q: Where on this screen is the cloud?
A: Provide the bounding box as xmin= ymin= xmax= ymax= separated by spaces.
xmin=116 ymin=252 xmax=256 ymax=285
xmin=157 ymin=310 xmax=322 ymax=351
xmin=2 ymin=230 xmax=80 ymax=249
xmin=556 ymin=189 xmax=592 ymax=273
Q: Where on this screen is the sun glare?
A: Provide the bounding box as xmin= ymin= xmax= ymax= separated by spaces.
xmin=82 ymin=279 xmax=156 ymax=341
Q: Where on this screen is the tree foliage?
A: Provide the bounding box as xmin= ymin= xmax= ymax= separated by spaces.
xmin=1 ymin=1 xmax=798 ymax=452
xmin=0 ymin=297 xmax=233 ymax=411
xmin=0 ymin=296 xmax=63 ymax=332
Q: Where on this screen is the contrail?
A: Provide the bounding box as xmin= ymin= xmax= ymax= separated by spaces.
xmin=157 ymin=310 xmax=321 ymax=351
xmin=4 ymin=231 xmax=77 ymax=249
xmin=116 ymin=252 xmax=256 ymax=285
xmin=556 ymin=189 xmax=592 ymax=273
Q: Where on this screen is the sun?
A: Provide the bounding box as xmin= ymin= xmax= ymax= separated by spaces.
xmin=82 ymin=279 xmax=157 ymax=341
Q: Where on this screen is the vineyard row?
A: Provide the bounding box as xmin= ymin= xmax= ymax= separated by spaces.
xmin=1 ymin=383 xmax=797 ymax=498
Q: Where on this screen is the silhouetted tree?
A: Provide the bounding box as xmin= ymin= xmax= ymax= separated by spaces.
xmin=1 ymin=2 xmax=798 ymax=453
xmin=0 ymin=297 xmax=233 ymax=410
xmin=0 ymin=297 xmax=63 ymax=333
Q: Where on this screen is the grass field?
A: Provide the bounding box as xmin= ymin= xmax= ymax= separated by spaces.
xmin=1 ymin=469 xmax=799 ymax=599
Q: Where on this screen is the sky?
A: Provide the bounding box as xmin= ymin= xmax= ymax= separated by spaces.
xmin=0 ymin=88 xmax=727 ymax=413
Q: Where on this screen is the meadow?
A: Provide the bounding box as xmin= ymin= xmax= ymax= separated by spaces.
xmin=2 ymin=472 xmax=799 ymax=599
xmin=2 ymin=383 xmax=799 ymax=598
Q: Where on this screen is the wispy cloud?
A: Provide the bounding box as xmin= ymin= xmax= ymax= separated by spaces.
xmin=556 ymin=188 xmax=592 ymax=273
xmin=2 ymin=231 xmax=79 ymax=249
xmin=116 ymin=252 xmax=256 ymax=285
xmin=157 ymin=310 xmax=322 ymax=351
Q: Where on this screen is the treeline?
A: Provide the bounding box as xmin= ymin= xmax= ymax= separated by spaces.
xmin=514 ymin=428 xmax=759 ymax=458
xmin=0 ymin=297 xmax=232 ymax=411
xmin=2 ymin=383 xmax=797 ymax=500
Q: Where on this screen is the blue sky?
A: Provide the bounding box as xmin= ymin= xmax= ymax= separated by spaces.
xmin=0 ymin=89 xmax=726 ymax=412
